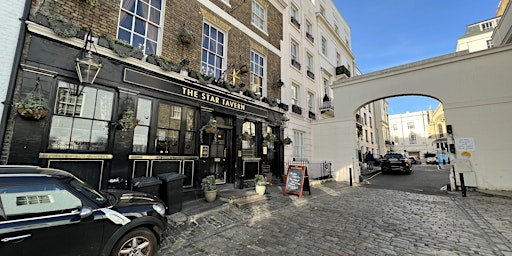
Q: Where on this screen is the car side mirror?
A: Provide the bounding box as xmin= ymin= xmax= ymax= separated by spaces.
xmin=80 ymin=207 xmax=93 ymax=219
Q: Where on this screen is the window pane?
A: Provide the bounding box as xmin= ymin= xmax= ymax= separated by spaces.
xmin=49 ymin=116 xmax=72 ymax=149
xmin=90 ymin=121 xmax=109 ymax=151
xmin=134 ymin=17 xmax=146 ymax=35
xmin=119 ymin=12 xmax=133 ymax=29
xmin=122 ymin=0 xmax=136 ymax=12
xmin=94 ymin=90 xmax=113 ymax=121
xmin=184 ymin=131 xmax=194 ymax=154
xmin=136 ymin=0 xmax=149 ymax=18
xmin=158 ymin=103 xmax=170 ymax=128
xmin=81 ymin=87 xmax=97 ymax=118
xmin=118 ymin=28 xmax=131 ymax=43
xmin=133 ymin=126 xmax=149 ymax=153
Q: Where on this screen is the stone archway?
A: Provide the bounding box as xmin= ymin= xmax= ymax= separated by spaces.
xmin=312 ymin=44 xmax=512 ymax=190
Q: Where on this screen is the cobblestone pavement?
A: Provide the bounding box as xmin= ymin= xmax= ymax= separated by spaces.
xmin=157 ymin=181 xmax=512 ymax=256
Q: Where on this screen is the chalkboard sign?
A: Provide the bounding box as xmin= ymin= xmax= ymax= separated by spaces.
xmin=283 ymin=165 xmax=311 ymax=198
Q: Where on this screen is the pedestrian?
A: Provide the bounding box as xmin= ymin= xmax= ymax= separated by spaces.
xmin=365 ymin=151 xmax=375 ymax=170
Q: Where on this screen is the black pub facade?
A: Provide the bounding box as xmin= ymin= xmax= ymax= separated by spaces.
xmin=2 ymin=0 xmax=287 ymax=199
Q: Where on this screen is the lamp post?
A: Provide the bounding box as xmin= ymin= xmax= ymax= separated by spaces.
xmin=74 ymin=29 xmax=102 ymax=96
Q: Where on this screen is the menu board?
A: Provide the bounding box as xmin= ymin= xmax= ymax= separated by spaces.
xmin=283 ymin=165 xmax=310 ymax=198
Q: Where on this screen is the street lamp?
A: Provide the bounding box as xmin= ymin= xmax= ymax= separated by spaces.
xmin=74 ymin=29 xmax=102 ymax=96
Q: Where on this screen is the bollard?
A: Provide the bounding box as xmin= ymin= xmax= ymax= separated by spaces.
xmin=349 ymin=168 xmax=352 ymax=186
xmin=459 ymin=173 xmax=467 ymax=197
xmin=452 ymin=166 xmax=457 ymax=191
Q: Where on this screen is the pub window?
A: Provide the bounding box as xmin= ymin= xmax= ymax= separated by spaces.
xmin=155 ymin=103 xmax=196 ymax=155
xmin=201 ymin=23 xmax=225 ymax=79
xmin=49 ymin=81 xmax=113 ymax=151
xmin=250 ymin=50 xmax=265 ymax=97
xmin=132 ymin=98 xmax=152 ymax=153
xmin=242 ymin=121 xmax=256 ymax=156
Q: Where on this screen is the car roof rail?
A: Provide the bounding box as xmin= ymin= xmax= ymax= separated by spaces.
xmin=0 ymin=165 xmax=40 ymax=168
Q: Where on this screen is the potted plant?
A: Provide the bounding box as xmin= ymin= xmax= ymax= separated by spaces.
xmin=254 ymin=175 xmax=266 ymax=195
xmin=179 ymin=27 xmax=195 ymax=45
xmin=15 ymin=93 xmax=49 ymax=120
xmin=47 ymin=13 xmax=81 ymax=38
xmin=117 ymin=109 xmax=140 ymax=131
xmin=201 ymin=175 xmax=217 ymax=202
xmin=283 ymin=137 xmax=292 ymax=145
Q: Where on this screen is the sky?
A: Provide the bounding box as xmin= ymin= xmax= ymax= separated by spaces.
xmin=334 ymin=0 xmax=501 ymax=114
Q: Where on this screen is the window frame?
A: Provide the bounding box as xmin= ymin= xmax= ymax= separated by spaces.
xmin=250 ymin=50 xmax=265 ymax=97
xmin=201 ymin=22 xmax=226 ymax=79
xmin=117 ymin=0 xmax=165 ymax=55
xmin=251 ymin=0 xmax=267 ymax=32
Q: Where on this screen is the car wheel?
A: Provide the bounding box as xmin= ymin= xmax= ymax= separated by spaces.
xmin=111 ymin=227 xmax=157 ymax=256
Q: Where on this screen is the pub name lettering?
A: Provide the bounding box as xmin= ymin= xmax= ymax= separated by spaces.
xmin=182 ymin=87 xmax=246 ymax=111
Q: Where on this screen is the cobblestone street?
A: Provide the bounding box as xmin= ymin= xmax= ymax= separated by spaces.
xmin=157 ymin=181 xmax=512 ymax=256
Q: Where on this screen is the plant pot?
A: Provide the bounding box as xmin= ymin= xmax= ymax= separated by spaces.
xmin=204 ymin=127 xmax=217 ymax=134
xmin=204 ymin=190 xmax=217 ymax=202
xmin=180 ymin=35 xmax=194 ymax=45
xmin=17 ymin=107 xmax=49 ymax=120
xmin=255 ymin=185 xmax=266 ymax=195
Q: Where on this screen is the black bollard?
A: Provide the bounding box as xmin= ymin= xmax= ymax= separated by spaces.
xmin=459 ymin=173 xmax=467 ymax=197
xmin=349 ymin=168 xmax=352 ymax=186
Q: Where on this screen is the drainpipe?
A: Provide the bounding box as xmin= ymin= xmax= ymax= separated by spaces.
xmin=0 ymin=0 xmax=32 ymax=160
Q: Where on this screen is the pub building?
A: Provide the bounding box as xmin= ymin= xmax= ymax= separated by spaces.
xmin=3 ymin=0 xmax=287 ymax=200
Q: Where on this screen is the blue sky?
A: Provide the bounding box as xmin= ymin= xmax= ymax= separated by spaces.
xmin=334 ymin=0 xmax=500 ymax=114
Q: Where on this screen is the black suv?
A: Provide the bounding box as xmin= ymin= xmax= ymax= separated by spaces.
xmin=380 ymin=153 xmax=412 ymax=175
xmin=0 ymin=166 xmax=167 ymax=256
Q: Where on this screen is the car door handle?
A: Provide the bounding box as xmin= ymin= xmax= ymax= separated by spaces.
xmin=1 ymin=234 xmax=31 ymax=242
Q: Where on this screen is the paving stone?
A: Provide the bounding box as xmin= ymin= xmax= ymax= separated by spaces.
xmin=156 ymin=181 xmax=512 ymax=256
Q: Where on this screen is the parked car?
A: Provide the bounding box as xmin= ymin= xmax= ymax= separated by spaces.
xmin=380 ymin=153 xmax=412 ymax=175
xmin=426 ymin=157 xmax=439 ymax=165
xmin=0 ymin=165 xmax=167 ymax=256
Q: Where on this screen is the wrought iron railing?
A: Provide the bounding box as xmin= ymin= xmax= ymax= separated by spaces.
xmin=287 ymin=160 xmax=332 ymax=180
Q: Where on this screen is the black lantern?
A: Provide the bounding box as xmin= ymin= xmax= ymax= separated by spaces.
xmin=281 ymin=114 xmax=290 ymax=128
xmin=74 ymin=29 xmax=102 ymax=96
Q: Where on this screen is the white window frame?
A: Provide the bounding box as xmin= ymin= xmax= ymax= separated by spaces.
xmin=251 ymin=0 xmax=267 ymax=32
xmin=201 ymin=22 xmax=226 ymax=79
xmin=293 ymin=130 xmax=305 ymax=159
xmin=291 ymin=84 xmax=299 ymax=105
xmin=290 ymin=40 xmax=299 ymax=61
xmin=307 ymin=92 xmax=314 ymax=112
xmin=306 ymin=53 xmax=313 ymax=72
xmin=117 ymin=0 xmax=165 ymax=55
xmin=321 ymin=37 xmax=327 ymax=55
xmin=250 ymin=50 xmax=265 ymax=97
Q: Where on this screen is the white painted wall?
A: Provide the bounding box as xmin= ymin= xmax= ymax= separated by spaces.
xmin=313 ymin=45 xmax=512 ymax=191
xmin=0 ymin=0 xmax=25 ymax=118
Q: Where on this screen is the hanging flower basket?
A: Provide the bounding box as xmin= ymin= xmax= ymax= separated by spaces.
xmin=264 ymin=133 xmax=277 ymax=142
xmin=241 ymin=132 xmax=251 ymax=141
xmin=283 ymin=137 xmax=292 ymax=145
xmin=239 ymin=64 xmax=249 ymax=74
xmin=200 ymin=119 xmax=217 ymax=143
xmin=117 ymin=109 xmax=140 ymax=131
xmin=15 ymin=78 xmax=49 ymax=120
xmin=179 ymin=27 xmax=195 ymax=45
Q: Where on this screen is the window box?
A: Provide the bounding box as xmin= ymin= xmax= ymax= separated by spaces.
xmin=335 ymin=65 xmax=351 ymax=77
xmin=306 ymin=32 xmax=314 ymax=43
xmin=291 ymin=59 xmax=301 ymax=70
xmin=292 ymin=104 xmax=302 ymax=115
xmin=308 ymin=111 xmax=316 ymax=119
xmin=291 ymin=16 xmax=301 ymax=29
xmin=307 ymin=70 xmax=315 ymax=79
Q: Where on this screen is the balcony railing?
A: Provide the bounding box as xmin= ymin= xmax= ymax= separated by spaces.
xmin=320 ymin=100 xmax=334 ymax=117
xmin=292 ymin=104 xmax=302 ymax=115
xmin=291 ymin=59 xmax=301 ymax=70
xmin=307 ymin=70 xmax=315 ymax=79
xmin=335 ymin=65 xmax=351 ymax=77
xmin=308 ymin=111 xmax=316 ymax=120
xmin=291 ymin=16 xmax=301 ymax=29
xmin=306 ymin=32 xmax=314 ymax=43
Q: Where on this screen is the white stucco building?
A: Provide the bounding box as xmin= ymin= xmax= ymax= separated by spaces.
xmin=388 ymin=111 xmax=434 ymax=161
xmin=456 ymin=16 xmax=501 ymax=52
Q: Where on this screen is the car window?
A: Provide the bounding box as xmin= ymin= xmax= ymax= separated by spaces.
xmin=69 ymin=179 xmax=108 ymax=207
xmin=0 ymin=184 xmax=82 ymax=220
xmin=385 ymin=154 xmax=403 ymax=158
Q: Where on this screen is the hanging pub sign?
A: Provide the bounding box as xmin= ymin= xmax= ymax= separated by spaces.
xmin=283 ymin=165 xmax=311 ymax=198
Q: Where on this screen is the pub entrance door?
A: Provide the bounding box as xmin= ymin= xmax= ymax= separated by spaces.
xmin=209 ymin=127 xmax=232 ymax=184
